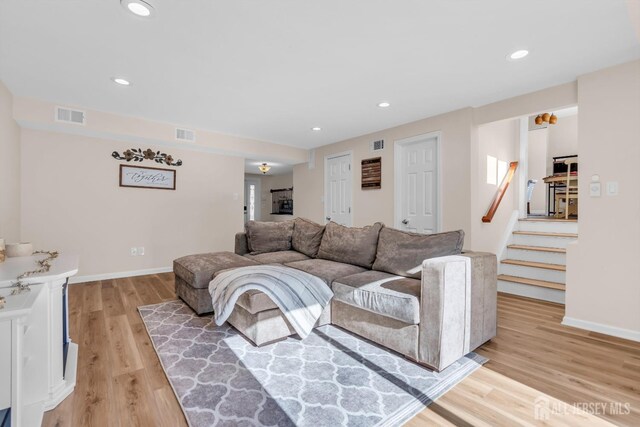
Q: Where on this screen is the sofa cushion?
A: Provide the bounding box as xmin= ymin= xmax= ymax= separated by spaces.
xmin=333 ymin=270 xmax=421 ymax=325
xmin=317 ymin=221 xmax=384 ymax=269
xmin=173 ymin=251 xmax=259 ymax=289
xmin=235 ymin=290 xmax=278 ymax=314
xmin=284 ymin=259 xmax=367 ymax=286
xmin=245 ymin=220 xmax=294 ymax=255
xmin=244 ymin=250 xmax=310 ymax=264
xmin=372 ymin=228 xmax=464 ymax=278
xmin=292 ymin=218 xmax=325 ymax=257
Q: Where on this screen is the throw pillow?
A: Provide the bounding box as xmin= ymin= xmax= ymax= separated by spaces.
xmin=245 ymin=220 xmax=294 ymax=255
xmin=317 ymin=221 xmax=384 ymax=269
xmin=292 ymin=218 xmax=325 ymax=257
xmin=372 ymin=227 xmax=464 ymax=279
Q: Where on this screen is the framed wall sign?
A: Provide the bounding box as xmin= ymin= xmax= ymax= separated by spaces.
xmin=361 ymin=157 xmax=381 ymax=190
xmin=119 ymin=165 xmax=176 ymax=190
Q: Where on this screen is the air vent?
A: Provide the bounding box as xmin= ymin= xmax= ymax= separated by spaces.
xmin=371 ymin=139 xmax=385 ymax=151
xmin=55 ymin=107 xmax=85 ymax=125
xmin=176 ymin=128 xmax=195 ymax=142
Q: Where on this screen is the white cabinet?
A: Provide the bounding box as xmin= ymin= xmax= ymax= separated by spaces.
xmin=0 ymin=255 xmax=78 ymax=427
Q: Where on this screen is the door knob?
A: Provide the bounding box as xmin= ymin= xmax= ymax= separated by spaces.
xmin=401 ymin=219 xmax=409 ymax=225
xmin=326 ymin=216 xmax=332 ymax=221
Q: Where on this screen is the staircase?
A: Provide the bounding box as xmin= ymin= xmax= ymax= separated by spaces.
xmin=498 ymin=218 xmax=578 ymax=304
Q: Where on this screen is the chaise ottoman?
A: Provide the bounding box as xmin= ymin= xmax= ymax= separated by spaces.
xmin=173 ymin=251 xmax=260 ymax=315
xmin=173 ymin=251 xmax=331 ymax=345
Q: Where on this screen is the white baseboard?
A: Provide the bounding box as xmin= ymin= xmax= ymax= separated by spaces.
xmin=562 ymin=316 xmax=640 ymax=342
xmin=68 ymin=266 xmax=172 ymax=284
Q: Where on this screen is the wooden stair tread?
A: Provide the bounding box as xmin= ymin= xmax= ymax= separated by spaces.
xmin=507 ymin=244 xmax=566 ymax=254
xmin=501 ymin=259 xmax=566 ymax=271
xmin=519 ymin=217 xmax=577 ymax=223
xmin=498 ymin=274 xmax=566 ymax=291
xmin=513 ymin=231 xmax=578 ymax=238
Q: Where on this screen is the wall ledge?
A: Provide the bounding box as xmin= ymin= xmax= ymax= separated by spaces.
xmin=562 ymin=316 xmax=640 ymax=343
xmin=69 ymin=266 xmax=172 ymax=284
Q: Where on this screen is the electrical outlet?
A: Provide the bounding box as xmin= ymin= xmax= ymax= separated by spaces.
xmin=138 ymin=246 xmax=145 ymax=256
xmin=130 ymin=247 xmax=138 ymax=256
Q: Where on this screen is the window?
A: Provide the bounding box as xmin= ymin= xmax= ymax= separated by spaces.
xmin=249 ymin=184 xmax=256 ymax=221
xmin=487 ymin=155 xmax=509 ymax=186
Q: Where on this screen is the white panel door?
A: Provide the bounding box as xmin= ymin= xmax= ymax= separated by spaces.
xmin=325 ymin=153 xmax=352 ymax=226
xmin=397 ymin=136 xmax=438 ymax=233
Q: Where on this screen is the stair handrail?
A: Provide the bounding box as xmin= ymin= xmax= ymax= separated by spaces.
xmin=482 ymin=161 xmax=518 ymax=223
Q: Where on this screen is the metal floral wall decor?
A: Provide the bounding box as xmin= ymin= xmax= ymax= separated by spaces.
xmin=112 ymin=148 xmax=183 ymax=166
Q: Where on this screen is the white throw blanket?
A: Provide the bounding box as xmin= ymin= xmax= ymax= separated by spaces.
xmin=209 ymin=265 xmax=334 ymax=339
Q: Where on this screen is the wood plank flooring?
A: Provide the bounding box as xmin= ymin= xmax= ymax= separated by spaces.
xmin=42 ymin=273 xmax=639 ymax=426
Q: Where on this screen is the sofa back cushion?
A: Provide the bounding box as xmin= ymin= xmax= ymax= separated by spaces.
xmin=292 ymin=218 xmax=325 ymax=257
xmin=317 ymin=221 xmax=383 ymax=268
xmin=245 ymin=220 xmax=294 ymax=255
xmin=372 ymin=228 xmax=464 ymax=278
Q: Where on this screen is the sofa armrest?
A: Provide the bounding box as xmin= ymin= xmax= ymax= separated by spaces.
xmin=235 ymin=232 xmax=249 ymax=255
xmin=460 ymin=251 xmax=497 ymax=349
xmin=417 ymin=252 xmax=497 ymax=371
xmin=418 ymin=255 xmax=472 ymax=371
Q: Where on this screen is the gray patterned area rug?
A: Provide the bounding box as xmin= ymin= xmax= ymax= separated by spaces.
xmin=139 ymin=300 xmax=486 ymax=427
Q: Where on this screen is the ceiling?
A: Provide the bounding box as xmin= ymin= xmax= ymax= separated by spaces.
xmin=0 ymin=1 xmax=638 ymax=149
xmin=245 ymin=159 xmax=293 ymax=176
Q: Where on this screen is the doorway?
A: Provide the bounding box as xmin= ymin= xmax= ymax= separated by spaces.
xmin=324 ymin=152 xmax=352 ymax=226
xmin=394 ymin=133 xmax=440 ymax=233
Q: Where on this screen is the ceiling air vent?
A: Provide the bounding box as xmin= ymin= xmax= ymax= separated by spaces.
xmin=55 ymin=106 xmax=85 ymax=125
xmin=371 ymin=139 xmax=385 ymax=152
xmin=176 ymin=128 xmax=195 ymax=142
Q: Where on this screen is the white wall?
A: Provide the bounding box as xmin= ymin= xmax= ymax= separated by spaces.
xmin=20 ymin=129 xmax=245 ymax=277
xmin=294 ymin=108 xmax=474 ymax=244
xmin=527 ymin=128 xmax=548 ymax=213
xmin=547 ymin=114 xmax=578 ymax=176
xmin=472 ymin=119 xmax=520 ymax=254
xmin=565 ymin=60 xmax=640 ymax=340
xmin=0 ymin=81 xmax=20 ymax=242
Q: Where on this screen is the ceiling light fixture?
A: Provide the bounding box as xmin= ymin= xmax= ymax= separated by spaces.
xmin=111 ymin=77 xmax=131 ymax=86
xmin=535 ymin=112 xmax=558 ymax=125
xmin=121 ymin=0 xmax=155 ymax=17
xmin=377 ymin=102 xmax=391 ymax=108
xmin=508 ymin=49 xmax=529 ymax=60
xmin=258 ymin=163 xmax=271 ymax=174
xmin=311 ymin=127 xmax=322 ymax=131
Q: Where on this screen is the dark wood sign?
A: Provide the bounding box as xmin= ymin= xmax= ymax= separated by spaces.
xmin=361 ymin=157 xmax=381 ymax=190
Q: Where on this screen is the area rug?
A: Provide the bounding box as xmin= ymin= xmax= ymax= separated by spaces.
xmin=139 ymin=300 xmax=486 ymax=427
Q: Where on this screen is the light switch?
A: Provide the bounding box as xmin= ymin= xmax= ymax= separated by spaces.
xmin=606 ymin=181 xmax=618 ymax=196
xmin=589 ymin=182 xmax=601 ymax=197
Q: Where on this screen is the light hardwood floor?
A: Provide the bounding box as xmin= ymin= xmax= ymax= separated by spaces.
xmin=42 ymin=273 xmax=639 ymax=426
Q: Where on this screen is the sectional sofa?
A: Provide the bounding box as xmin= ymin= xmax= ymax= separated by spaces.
xmin=173 ymin=218 xmax=497 ymax=371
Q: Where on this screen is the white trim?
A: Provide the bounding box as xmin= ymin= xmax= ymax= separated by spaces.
xmin=324 ymin=150 xmax=353 ymax=226
xmin=562 ymin=316 xmax=640 ymax=342
xmin=394 ymin=131 xmax=442 ymax=232
xmin=497 ymin=210 xmax=520 ymax=261
xmin=518 ymin=117 xmax=528 ymax=218
xmin=68 ymin=266 xmax=172 ymax=284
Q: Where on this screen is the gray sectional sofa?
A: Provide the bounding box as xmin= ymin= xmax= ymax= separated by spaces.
xmin=173 ymin=217 xmax=497 ymax=371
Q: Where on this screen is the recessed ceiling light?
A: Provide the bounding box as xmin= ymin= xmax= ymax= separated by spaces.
xmin=112 ymin=77 xmax=131 ymax=86
xmin=377 ymin=102 xmax=391 ymax=108
xmin=508 ymin=49 xmax=529 ymax=60
xmin=311 ymin=127 xmax=322 ymax=131
xmin=121 ymin=0 xmax=154 ymax=17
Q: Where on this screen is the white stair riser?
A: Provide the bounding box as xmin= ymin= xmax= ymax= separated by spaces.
xmin=517 ymin=220 xmax=578 ymax=234
xmin=498 ymin=280 xmax=565 ymax=304
xmin=505 ymin=248 xmax=566 ymax=264
xmin=512 ymin=234 xmax=577 ymax=248
xmin=500 ymin=264 xmax=565 ymax=283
